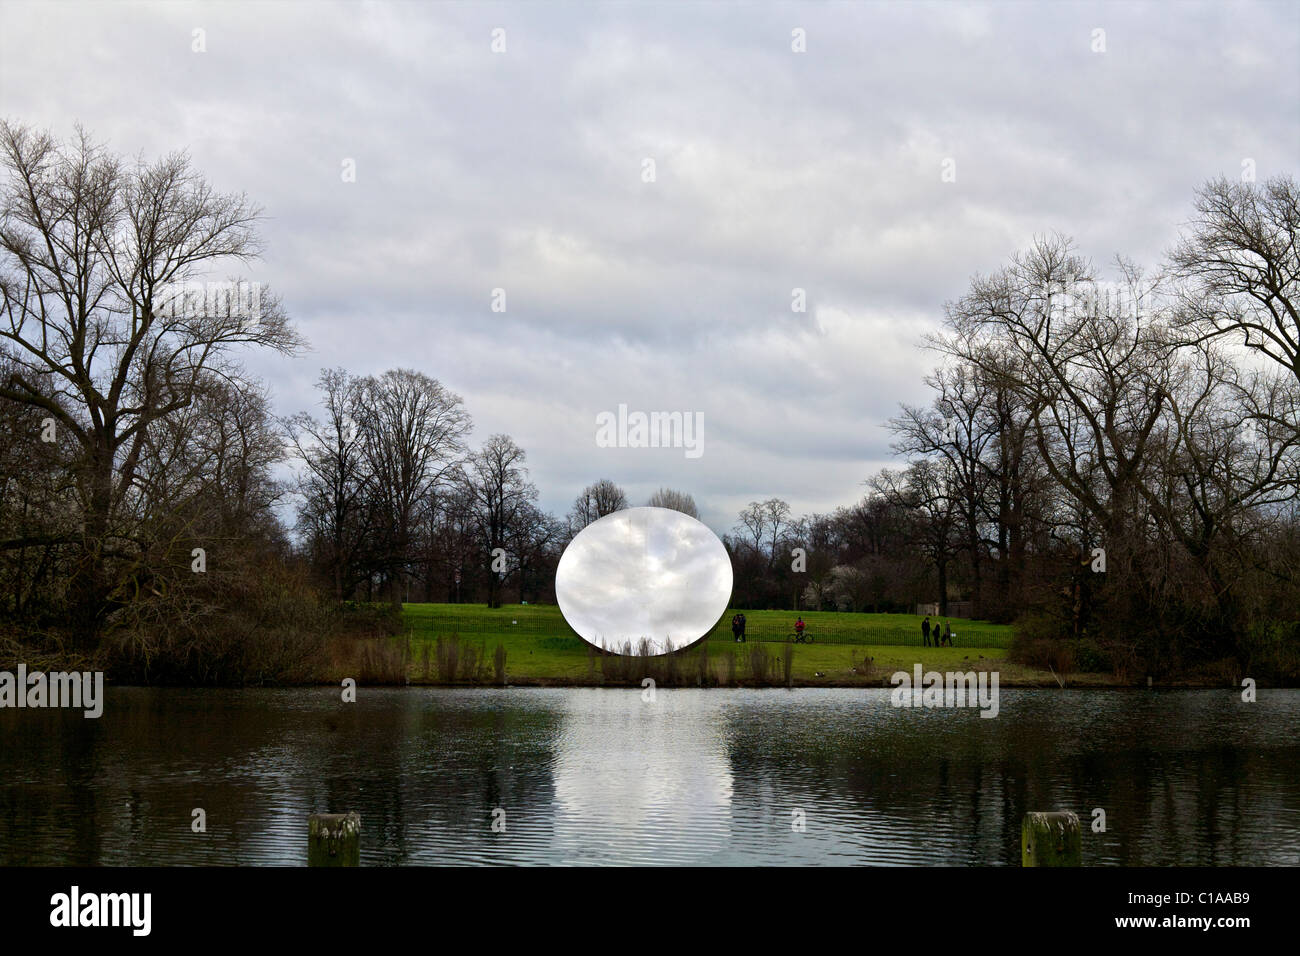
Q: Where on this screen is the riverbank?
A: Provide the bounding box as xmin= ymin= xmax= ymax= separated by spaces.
xmin=387 ymin=644 xmax=1241 ymax=689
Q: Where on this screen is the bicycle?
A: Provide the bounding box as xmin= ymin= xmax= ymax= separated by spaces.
xmin=788 ymin=629 xmax=813 ymax=644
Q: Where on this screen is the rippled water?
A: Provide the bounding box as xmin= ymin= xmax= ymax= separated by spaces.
xmin=1 ymin=687 xmax=1297 ymax=865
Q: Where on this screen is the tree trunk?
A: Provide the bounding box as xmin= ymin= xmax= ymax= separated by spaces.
xmin=937 ymin=558 xmax=949 ymax=616
xmin=66 ymin=452 xmax=115 ymax=649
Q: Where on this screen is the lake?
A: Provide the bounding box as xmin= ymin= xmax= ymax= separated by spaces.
xmin=1 ymin=686 xmax=1297 ymax=865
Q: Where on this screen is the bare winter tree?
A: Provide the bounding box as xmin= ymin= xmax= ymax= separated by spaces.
xmin=509 ymin=501 xmax=565 ymax=603
xmin=734 ymin=498 xmax=790 ymax=560
xmin=287 ymin=369 xmax=376 ymax=601
xmin=0 ymin=122 xmax=299 ymax=645
xmin=354 ymin=368 xmax=471 ymax=607
xmin=870 ymin=462 xmax=961 ymax=615
xmin=567 ymin=478 xmax=628 ymax=532
xmin=1170 ymin=175 xmax=1299 ymax=383
xmin=647 ymin=487 xmax=699 ymax=519
xmin=936 ymin=236 xmax=1172 ymax=580
xmin=419 ymin=481 xmax=478 ymax=603
xmin=761 ymin=498 xmax=792 ymax=565
xmin=114 ymin=373 xmax=287 ymax=642
xmin=461 ymin=434 xmax=538 ymax=609
xmin=1170 ymin=175 xmax=1300 ymax=495
xmin=890 ymin=362 xmax=996 ymax=615
xmin=0 ymin=353 xmax=76 ymax=618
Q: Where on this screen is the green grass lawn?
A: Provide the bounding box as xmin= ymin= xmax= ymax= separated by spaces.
xmin=404 ymin=602 xmax=1011 ymax=647
xmin=395 ymin=602 xmax=1059 ymax=686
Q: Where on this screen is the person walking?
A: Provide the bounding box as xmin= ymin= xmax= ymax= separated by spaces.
xmin=738 ymin=612 xmax=747 ymax=643
xmin=921 ymin=616 xmax=931 ymax=647
xmin=731 ymin=614 xmax=741 ymax=642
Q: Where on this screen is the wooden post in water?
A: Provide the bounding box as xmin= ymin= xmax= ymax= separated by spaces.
xmin=1021 ymin=811 xmax=1081 ymax=867
xmin=308 ymin=812 xmax=361 ymax=867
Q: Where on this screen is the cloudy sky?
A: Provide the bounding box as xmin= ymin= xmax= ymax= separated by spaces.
xmin=2 ymin=0 xmax=1297 ymax=534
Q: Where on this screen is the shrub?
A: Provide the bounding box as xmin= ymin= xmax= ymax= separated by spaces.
xmin=1010 ymin=634 xmax=1076 ymax=684
xmin=103 ymin=560 xmax=333 ymax=684
xmin=1013 ymin=612 xmax=1069 ymax=643
xmin=1074 ymin=639 xmax=1113 ymax=673
xmin=1238 ymin=620 xmax=1300 ymax=682
xmin=335 ymin=601 xmax=403 ymax=636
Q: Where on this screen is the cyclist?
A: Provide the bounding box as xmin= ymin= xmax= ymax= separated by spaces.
xmin=794 ymin=617 xmax=806 ymax=641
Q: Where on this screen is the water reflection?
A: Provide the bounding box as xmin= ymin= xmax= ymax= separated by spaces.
xmin=0 ymin=687 xmax=1297 ymax=865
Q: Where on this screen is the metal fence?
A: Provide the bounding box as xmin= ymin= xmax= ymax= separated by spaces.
xmin=409 ymin=612 xmax=1014 ymax=649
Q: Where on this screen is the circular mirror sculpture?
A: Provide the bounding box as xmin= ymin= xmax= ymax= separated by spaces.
xmin=555 ymin=506 xmax=733 ymax=656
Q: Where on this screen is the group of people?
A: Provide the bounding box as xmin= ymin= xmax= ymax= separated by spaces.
xmin=729 ymin=613 xmax=953 ymax=646
xmin=921 ymin=616 xmax=954 ymax=647
xmin=731 ymin=613 xmax=809 ymax=641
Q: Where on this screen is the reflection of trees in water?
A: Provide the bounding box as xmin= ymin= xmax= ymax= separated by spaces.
xmin=308 ymin=694 xmax=561 ymax=865
xmin=717 ymin=694 xmax=1300 ymax=865
xmin=3 ymin=689 xmax=1298 ymax=865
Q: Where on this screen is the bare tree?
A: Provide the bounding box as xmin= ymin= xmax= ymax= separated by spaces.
xmin=287 ymin=369 xmax=375 ymax=601
xmin=1170 ymin=175 xmax=1299 ymax=383
xmin=115 ymin=373 xmax=287 ymax=639
xmin=735 ymin=501 xmax=766 ymax=553
xmin=461 ymin=434 xmax=538 ymax=608
xmin=647 ymin=487 xmax=699 ymax=519
xmin=734 ymin=498 xmax=791 ymax=560
xmin=354 ymin=369 xmax=471 ymax=607
xmin=761 ymin=498 xmax=793 ymax=564
xmin=890 ymin=362 xmax=996 ymax=615
xmin=0 ymin=122 xmax=299 ymax=644
xmin=936 ymin=236 xmax=1171 ymax=572
xmin=419 ymin=481 xmax=478 ymax=603
xmin=1170 ymin=175 xmax=1300 ymax=503
xmin=509 ymin=501 xmax=565 ymax=603
xmin=0 ymin=355 xmax=76 ymax=617
xmin=870 ymin=462 xmax=961 ymax=615
xmin=568 ymin=478 xmax=628 ymax=532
